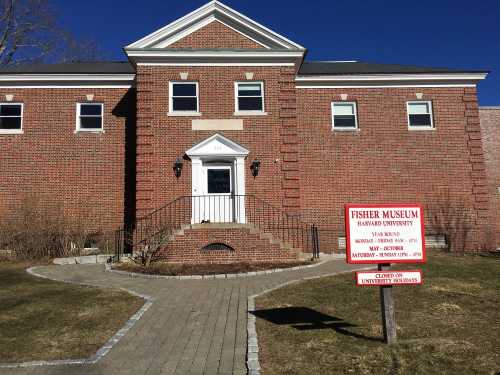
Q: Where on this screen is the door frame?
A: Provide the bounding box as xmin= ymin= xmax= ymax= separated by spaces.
xmin=186 ymin=133 xmax=249 ymax=224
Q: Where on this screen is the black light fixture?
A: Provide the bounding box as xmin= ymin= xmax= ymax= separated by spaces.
xmin=173 ymin=158 xmax=183 ymax=178
xmin=251 ymin=159 xmax=261 ymax=178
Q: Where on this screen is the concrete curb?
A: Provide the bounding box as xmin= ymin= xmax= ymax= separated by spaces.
xmin=104 ymin=258 xmax=334 ymax=280
xmin=245 ymin=265 xmax=375 ymax=374
xmin=0 ymin=266 xmax=154 ymax=369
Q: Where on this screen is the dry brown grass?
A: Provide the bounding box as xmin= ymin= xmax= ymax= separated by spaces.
xmin=0 ymin=262 xmax=144 ymax=363
xmin=255 ymin=253 xmax=500 ymax=375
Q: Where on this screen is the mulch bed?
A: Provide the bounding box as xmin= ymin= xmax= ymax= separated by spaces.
xmin=114 ymin=260 xmax=315 ymax=276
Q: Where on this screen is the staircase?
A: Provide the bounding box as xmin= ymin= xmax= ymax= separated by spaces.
xmin=114 ymin=195 xmax=319 ymax=263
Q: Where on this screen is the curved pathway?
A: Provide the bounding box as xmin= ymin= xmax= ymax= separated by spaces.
xmin=1 ymin=260 xmax=368 ymax=375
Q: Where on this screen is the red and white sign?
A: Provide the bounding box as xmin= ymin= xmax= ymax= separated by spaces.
xmin=345 ymin=204 xmax=426 ymax=264
xmin=356 ymin=270 xmax=423 ymax=286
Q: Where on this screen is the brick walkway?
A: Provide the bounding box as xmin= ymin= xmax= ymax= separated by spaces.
xmin=1 ymin=260 xmax=366 ymax=375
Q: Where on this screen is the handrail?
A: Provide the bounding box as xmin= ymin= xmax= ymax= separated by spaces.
xmin=114 ymin=195 xmax=319 ymax=261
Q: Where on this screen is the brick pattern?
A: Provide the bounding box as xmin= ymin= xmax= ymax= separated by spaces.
xmin=463 ymin=88 xmax=490 ymax=225
xmin=168 ymin=21 xmax=263 ymax=49
xmin=157 ymin=226 xmax=298 ymax=263
xmin=279 ymin=67 xmax=300 ymax=214
xmin=0 ymin=88 xmax=134 ymax=233
xmin=480 ymin=107 xmax=500 ymax=247
xmin=297 ymin=87 xmax=493 ymax=251
xmin=136 ymin=69 xmax=155 ymax=217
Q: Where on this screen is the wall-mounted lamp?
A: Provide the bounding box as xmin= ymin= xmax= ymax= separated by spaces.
xmin=173 ymin=158 xmax=184 ymax=178
xmin=251 ymin=159 xmax=261 ymax=178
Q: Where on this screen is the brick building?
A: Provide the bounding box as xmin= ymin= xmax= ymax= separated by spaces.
xmin=0 ymin=1 xmax=496 ymax=261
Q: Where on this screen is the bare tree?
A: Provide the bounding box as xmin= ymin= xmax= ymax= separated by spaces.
xmin=0 ymin=0 xmax=102 ymax=66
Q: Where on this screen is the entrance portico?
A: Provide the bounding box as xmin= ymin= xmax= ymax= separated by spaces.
xmin=186 ymin=133 xmax=249 ymax=224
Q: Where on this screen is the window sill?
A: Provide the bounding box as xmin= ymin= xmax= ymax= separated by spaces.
xmin=408 ymin=127 xmax=435 ymax=131
xmin=333 ymin=128 xmax=359 ymax=132
xmin=0 ymin=130 xmax=23 ymax=135
xmin=233 ymin=111 xmax=268 ymax=116
xmin=168 ymin=112 xmax=202 ymax=117
xmin=74 ymin=130 xmax=105 ymax=134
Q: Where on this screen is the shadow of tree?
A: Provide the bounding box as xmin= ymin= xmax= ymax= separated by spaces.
xmin=252 ymin=307 xmax=383 ymax=343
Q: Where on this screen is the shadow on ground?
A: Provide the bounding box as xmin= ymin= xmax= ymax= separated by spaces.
xmin=252 ymin=307 xmax=383 ymax=342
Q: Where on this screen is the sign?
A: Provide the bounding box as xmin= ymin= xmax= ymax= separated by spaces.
xmin=345 ymin=204 xmax=426 ymax=264
xmin=356 ymin=270 xmax=423 ymax=286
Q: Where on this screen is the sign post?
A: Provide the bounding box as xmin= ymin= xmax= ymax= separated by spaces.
xmin=345 ymin=204 xmax=426 ymax=345
xmin=378 ymin=263 xmax=396 ymax=344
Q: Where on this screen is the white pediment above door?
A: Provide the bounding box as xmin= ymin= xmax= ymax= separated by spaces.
xmin=186 ymin=133 xmax=250 ymax=158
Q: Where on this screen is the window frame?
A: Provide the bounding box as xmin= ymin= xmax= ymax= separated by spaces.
xmin=407 ymin=101 xmax=435 ymax=130
xmin=234 ymin=81 xmax=266 ymax=115
xmin=76 ymin=103 xmax=104 ymax=133
xmin=331 ymin=101 xmax=358 ymax=131
xmin=168 ymin=81 xmax=200 ymax=116
xmin=0 ymin=102 xmax=24 ymax=134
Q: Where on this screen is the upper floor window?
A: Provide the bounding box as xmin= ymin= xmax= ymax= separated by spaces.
xmin=235 ymin=82 xmax=265 ymax=114
xmin=169 ymin=82 xmax=199 ymax=115
xmin=332 ymin=102 xmax=358 ymax=130
xmin=407 ymin=101 xmax=434 ymax=129
xmin=0 ymin=103 xmax=23 ymax=134
xmin=77 ymin=103 xmax=104 ymax=132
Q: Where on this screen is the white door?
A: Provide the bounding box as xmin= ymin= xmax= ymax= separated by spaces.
xmin=196 ymin=163 xmax=234 ymax=223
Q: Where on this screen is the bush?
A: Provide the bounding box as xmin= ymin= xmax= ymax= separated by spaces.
xmin=0 ymin=195 xmax=111 ymax=260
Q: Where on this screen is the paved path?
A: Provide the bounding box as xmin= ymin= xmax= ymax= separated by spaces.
xmin=1 ymin=260 xmax=367 ymax=375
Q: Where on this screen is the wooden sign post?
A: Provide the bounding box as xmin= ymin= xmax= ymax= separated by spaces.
xmin=378 ymin=263 xmax=396 ymax=344
xmin=345 ymin=204 xmax=426 ymax=345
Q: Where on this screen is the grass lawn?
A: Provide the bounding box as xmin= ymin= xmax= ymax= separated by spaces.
xmin=114 ymin=260 xmax=314 ymax=276
xmin=0 ymin=262 xmax=144 ymax=363
xmin=255 ymin=253 xmax=500 ymax=375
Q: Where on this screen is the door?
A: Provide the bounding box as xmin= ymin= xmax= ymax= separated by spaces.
xmin=196 ymin=163 xmax=234 ymax=223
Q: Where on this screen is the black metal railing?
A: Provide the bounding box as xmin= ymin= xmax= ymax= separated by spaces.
xmin=114 ymin=195 xmax=320 ymax=261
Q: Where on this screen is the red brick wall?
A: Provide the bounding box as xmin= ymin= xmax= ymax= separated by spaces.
xmin=135 ymin=66 xmax=298 ymax=219
xmin=480 ymin=107 xmax=500 ymax=247
xmin=157 ymin=226 xmax=298 ymax=263
xmin=0 ymin=88 xmax=134 ymax=233
xmin=168 ymin=21 xmax=263 ymax=49
xmin=297 ymin=87 xmax=492 ymax=252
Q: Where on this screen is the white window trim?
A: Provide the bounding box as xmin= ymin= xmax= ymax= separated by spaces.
xmin=168 ymin=81 xmax=201 ymax=116
xmin=234 ymin=81 xmax=267 ymax=116
xmin=407 ymin=101 xmax=435 ymax=130
xmin=76 ymin=103 xmax=104 ymax=133
xmin=0 ymin=102 xmax=24 ymax=134
xmin=331 ymin=101 xmax=358 ymax=131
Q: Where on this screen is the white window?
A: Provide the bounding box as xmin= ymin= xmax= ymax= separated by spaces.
xmin=235 ymin=82 xmax=265 ymax=114
xmin=76 ymin=103 xmax=104 ymax=132
xmin=332 ymin=102 xmax=358 ymax=130
xmin=169 ymin=82 xmax=199 ymax=115
xmin=0 ymin=103 xmax=23 ymax=134
xmin=407 ymin=101 xmax=434 ymax=129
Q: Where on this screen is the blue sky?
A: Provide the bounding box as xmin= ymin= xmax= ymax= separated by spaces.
xmin=53 ymin=0 xmax=499 ymax=105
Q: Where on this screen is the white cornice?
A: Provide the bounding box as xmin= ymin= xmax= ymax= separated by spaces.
xmin=295 ymin=73 xmax=488 ymax=82
xmin=127 ymin=50 xmax=304 ymax=58
xmin=0 ymin=85 xmax=133 ymax=89
xmin=0 ymin=74 xmax=135 ymax=82
xmin=137 ymin=62 xmax=295 ymax=67
xmin=125 ymin=1 xmax=304 ymax=50
xmin=126 ymin=50 xmax=304 ymax=66
xmin=296 ymin=84 xmax=477 ymax=89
